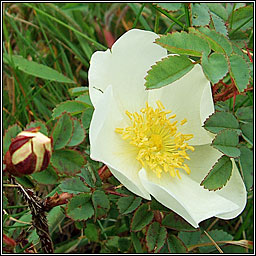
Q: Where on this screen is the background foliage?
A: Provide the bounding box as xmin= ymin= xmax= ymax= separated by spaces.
xmin=3 ymin=2 xmax=253 ymax=253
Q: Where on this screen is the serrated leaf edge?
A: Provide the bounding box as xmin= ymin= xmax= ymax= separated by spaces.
xmin=51 ymin=149 xmax=86 ymax=176
xmin=201 ymin=52 xmax=229 ymax=84
xmin=154 ymin=3 xmax=182 ymax=12
xmin=117 ymin=196 xmax=141 ymax=215
xmin=25 ymin=120 xmax=48 ymax=135
xmin=203 ymin=111 xmax=239 ymax=134
xmin=190 ymin=27 xmax=232 ymax=56
xmin=145 ymin=222 xmax=167 ymax=253
xmin=211 ymin=128 xmax=240 ymax=158
xmin=52 ymin=100 xmax=89 ymax=119
xmin=130 ymin=203 xmax=153 ymax=232
xmin=51 ymin=112 xmax=74 ymax=150
xmin=67 ymin=117 xmax=86 ymax=147
xmin=200 ymin=155 xmax=232 ymax=191
xmin=227 ymin=53 xmax=250 ymax=93
xmin=155 ymin=31 xmax=210 ymax=56
xmin=144 ymin=55 xmax=194 ymax=90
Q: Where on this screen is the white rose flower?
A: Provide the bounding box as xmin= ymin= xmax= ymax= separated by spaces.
xmin=88 ymin=29 xmax=247 ymax=228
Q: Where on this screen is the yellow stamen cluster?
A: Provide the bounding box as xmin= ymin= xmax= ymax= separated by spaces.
xmin=115 ymin=100 xmax=195 ymax=178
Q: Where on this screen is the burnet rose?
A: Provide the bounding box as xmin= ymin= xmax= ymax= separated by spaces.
xmin=88 ymin=29 xmax=247 ymax=228
xmin=4 ymin=127 xmax=52 ymax=177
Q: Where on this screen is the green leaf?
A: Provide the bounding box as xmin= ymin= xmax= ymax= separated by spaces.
xmin=52 ymin=100 xmax=89 ymax=119
xmin=156 ymin=3 xmax=182 ymax=11
xmin=81 ymin=108 xmax=94 ymax=130
xmin=155 ymin=32 xmax=210 ymax=57
xmin=92 ymin=190 xmax=110 ymax=209
xmin=25 ymin=121 xmax=48 ymax=136
xmin=66 ymin=193 xmax=94 ymax=221
xmin=235 ymin=106 xmax=253 ymax=122
xmin=198 ymin=229 xmax=233 ymax=253
xmin=192 ymin=3 xmax=210 ymax=26
xmin=167 ymin=234 xmax=187 ymax=253
xmin=131 ymin=204 xmax=154 ymax=232
xmin=203 ymin=111 xmax=240 ymax=134
xmin=150 ymin=198 xmax=170 ymax=212
xmin=210 ymin=12 xmax=228 ymax=36
xmin=206 ymin=3 xmax=228 ymax=20
xmin=28 ymin=206 xmax=65 ymax=245
xmin=4 ymin=54 xmax=75 ymax=84
xmin=78 ymin=167 xmax=95 ymax=188
xmin=84 ymin=223 xmax=98 ymax=242
xmin=239 ymin=146 xmax=253 ymax=191
xmin=229 ymin=54 xmax=250 ymax=92
xmin=146 ymin=222 xmax=167 ymax=252
xmin=191 ymin=27 xmax=232 ymax=56
xmin=131 ymin=233 xmax=144 ymax=253
xmin=67 ymin=118 xmax=86 ymax=147
xmin=48 ymin=206 xmax=66 ymax=234
xmin=200 ymin=155 xmax=233 ymax=191
xmin=52 ymin=113 xmax=73 ymax=150
xmin=145 ymin=55 xmax=194 ymax=89
xmin=15 ymin=176 xmax=35 ymax=188
xmin=202 ymin=52 xmax=228 ymax=84
xmin=75 ymin=94 xmax=93 ymax=106
xmin=212 ymin=129 xmax=240 ymax=158
xmin=31 ymin=165 xmax=58 ymax=185
xmin=68 ymin=87 xmax=88 ymax=97
xmin=117 ymin=196 xmax=142 ymax=215
xmin=178 ymin=231 xmax=201 ymax=247
xmin=3 ymin=124 xmax=22 ymax=155
xmin=162 ymin=212 xmax=197 ymax=231
xmin=51 ymin=149 xmax=86 ymax=175
xmin=229 ymin=6 xmax=253 ymax=31
xmin=59 ymin=177 xmax=90 ymax=194
xmin=118 ymin=237 xmax=132 ymax=252
xmin=222 ymin=245 xmax=247 ymax=253
xmin=240 ymin=122 xmax=253 ymax=145
xmin=92 ymin=190 xmax=110 ymax=217
xmin=105 ymin=236 xmax=119 ymax=252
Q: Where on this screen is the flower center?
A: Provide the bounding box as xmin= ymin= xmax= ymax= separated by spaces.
xmin=115 ymin=100 xmax=195 ymax=178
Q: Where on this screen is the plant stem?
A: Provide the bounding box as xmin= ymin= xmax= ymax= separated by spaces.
xmin=152 ymin=4 xmax=187 ymax=31
xmin=229 ymin=16 xmax=253 ymax=37
xmin=184 ymin=3 xmax=191 ymax=27
xmin=132 ymin=3 xmax=146 ymax=28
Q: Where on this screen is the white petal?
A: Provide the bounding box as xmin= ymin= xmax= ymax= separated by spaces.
xmin=138 ymin=145 xmax=242 ymax=228
xmin=215 ymin=160 xmax=247 ymax=219
xmin=88 ymin=29 xmax=167 ymax=112
xmin=148 ymin=64 xmax=214 ymax=145
xmin=184 ymin=145 xmax=247 ymax=219
xmin=89 ymin=85 xmax=151 ymax=199
xmin=184 ymin=144 xmax=223 ymax=183
xmin=200 ymin=83 xmax=216 ymax=141
xmin=200 ymin=83 xmax=214 ymax=125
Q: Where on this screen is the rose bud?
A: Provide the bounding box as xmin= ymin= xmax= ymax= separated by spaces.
xmin=4 ymin=127 xmax=53 ymax=177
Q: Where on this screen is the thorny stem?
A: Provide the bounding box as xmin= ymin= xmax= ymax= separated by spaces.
xmin=9 ymin=176 xmax=54 ymax=253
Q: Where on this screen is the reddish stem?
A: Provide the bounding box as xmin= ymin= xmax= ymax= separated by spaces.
xmin=219 ymin=80 xmax=230 ymax=88
xmin=244 ymin=42 xmax=253 ymax=63
xmin=105 ymin=189 xmax=129 ymax=197
xmin=98 ymin=165 xmax=108 ymax=176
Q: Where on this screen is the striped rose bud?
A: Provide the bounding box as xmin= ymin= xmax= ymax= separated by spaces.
xmin=4 ymin=127 xmax=52 ymax=177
